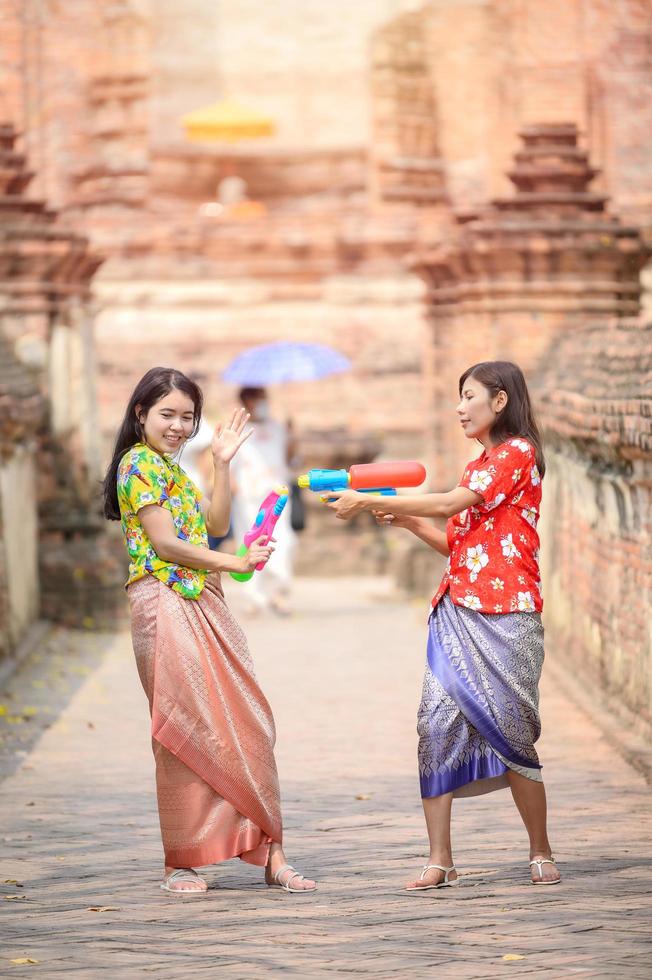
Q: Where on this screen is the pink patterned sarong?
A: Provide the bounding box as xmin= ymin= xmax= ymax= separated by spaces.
xmin=128 ymin=573 xmax=282 ymax=868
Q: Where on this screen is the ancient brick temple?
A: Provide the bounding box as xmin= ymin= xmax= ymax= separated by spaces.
xmin=0 ymin=123 xmax=125 ymax=670
xmin=0 ymin=0 xmax=651 ymax=720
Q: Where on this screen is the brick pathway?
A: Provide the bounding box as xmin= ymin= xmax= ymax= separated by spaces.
xmin=1 ymin=578 xmax=650 ymax=978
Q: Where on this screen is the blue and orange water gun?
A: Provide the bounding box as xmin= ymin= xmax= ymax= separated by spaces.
xmin=230 ymin=485 xmax=289 ymax=583
xmin=297 ymin=460 xmax=426 ymax=498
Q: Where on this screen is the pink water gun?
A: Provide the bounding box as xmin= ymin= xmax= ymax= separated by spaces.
xmin=230 ymin=485 xmax=289 ymax=582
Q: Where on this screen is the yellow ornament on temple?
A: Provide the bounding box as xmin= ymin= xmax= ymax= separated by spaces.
xmin=181 ymin=99 xmax=275 ymax=143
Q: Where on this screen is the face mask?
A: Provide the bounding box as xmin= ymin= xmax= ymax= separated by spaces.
xmin=255 ymin=400 xmax=270 ymax=421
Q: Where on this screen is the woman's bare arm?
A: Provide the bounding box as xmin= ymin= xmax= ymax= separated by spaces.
xmin=200 ymin=459 xmax=231 ymax=536
xmin=139 ymin=505 xmax=272 ymax=575
xmin=407 ymin=519 xmax=450 ymax=556
xmin=328 ymin=485 xmax=481 ymax=521
xmin=376 ymin=514 xmax=450 ymax=556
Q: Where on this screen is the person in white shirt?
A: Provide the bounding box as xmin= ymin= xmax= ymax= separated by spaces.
xmin=230 ymin=387 xmax=296 ymax=615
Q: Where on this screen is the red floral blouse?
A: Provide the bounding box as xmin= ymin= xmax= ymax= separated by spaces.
xmin=431 ymin=438 xmax=543 ymax=615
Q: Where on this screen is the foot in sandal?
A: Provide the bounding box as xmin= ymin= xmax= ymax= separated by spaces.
xmin=265 ymin=845 xmax=316 ymax=893
xmin=529 ymin=854 xmax=561 ymax=885
xmin=161 ymin=867 xmax=208 ymax=894
xmin=405 ymin=862 xmax=459 ymax=891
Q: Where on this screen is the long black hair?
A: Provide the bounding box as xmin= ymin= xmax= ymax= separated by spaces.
xmin=459 ymin=360 xmax=545 ymax=476
xmin=103 ymin=367 xmax=203 ymax=520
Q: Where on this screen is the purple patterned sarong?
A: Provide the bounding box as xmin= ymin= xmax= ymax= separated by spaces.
xmin=418 ymin=592 xmax=544 ymax=799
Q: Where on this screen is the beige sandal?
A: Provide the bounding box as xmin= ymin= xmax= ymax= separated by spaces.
xmin=160 ymin=868 xmax=207 ymax=894
xmin=406 ymin=864 xmax=459 ymax=891
xmin=265 ymin=863 xmax=316 ymax=893
xmin=529 ymin=856 xmax=560 ymax=885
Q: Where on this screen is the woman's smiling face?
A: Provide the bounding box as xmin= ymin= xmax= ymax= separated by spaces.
xmin=137 ymin=388 xmax=196 ymax=456
xmin=456 ymin=375 xmax=505 ymax=443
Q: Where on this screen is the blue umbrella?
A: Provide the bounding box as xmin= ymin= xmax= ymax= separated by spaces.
xmin=222 ymin=341 xmax=351 ymax=385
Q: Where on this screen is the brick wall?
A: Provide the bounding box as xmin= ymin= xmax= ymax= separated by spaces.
xmin=0 ymin=122 xmax=127 ymax=658
xmin=0 ymin=335 xmax=43 ymax=668
xmin=538 ymin=317 xmax=652 ymax=718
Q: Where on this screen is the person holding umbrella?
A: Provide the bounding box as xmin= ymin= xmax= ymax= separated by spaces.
xmin=223 ymin=341 xmax=352 ymax=616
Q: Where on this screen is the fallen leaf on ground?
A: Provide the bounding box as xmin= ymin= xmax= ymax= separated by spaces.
xmin=22 ymin=707 xmax=38 ymax=717
xmin=4 ymin=895 xmax=27 ymax=901
xmin=87 ymin=906 xmax=121 ymax=912
xmin=355 ymin=794 xmax=372 ymax=800
xmin=0 ymin=705 xmax=6 ymax=716
xmin=4 ymin=880 xmax=22 ymax=886
xmin=10 ymin=958 xmax=40 ymax=965
xmin=502 ymin=954 xmax=525 ymax=961
xmin=25 ymin=802 xmax=35 ymax=807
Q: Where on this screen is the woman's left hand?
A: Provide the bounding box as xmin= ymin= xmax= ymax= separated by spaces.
xmin=211 ymin=408 xmax=252 ymax=464
xmin=373 ymin=510 xmax=415 ymax=529
xmin=323 ymin=489 xmax=369 ymax=520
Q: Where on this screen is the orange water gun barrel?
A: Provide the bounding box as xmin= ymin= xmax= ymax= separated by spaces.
xmin=348 ymin=461 xmax=426 ymax=490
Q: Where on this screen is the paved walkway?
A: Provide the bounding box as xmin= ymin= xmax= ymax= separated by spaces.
xmin=1 ymin=578 xmax=651 ymax=978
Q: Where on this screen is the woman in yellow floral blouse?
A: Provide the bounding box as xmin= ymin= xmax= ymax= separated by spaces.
xmin=103 ymin=367 xmax=316 ymax=896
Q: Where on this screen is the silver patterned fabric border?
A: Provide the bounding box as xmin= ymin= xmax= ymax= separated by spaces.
xmin=418 ymin=593 xmax=544 ymax=799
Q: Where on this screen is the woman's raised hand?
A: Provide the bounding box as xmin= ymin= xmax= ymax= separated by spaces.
xmin=211 ymin=408 xmax=252 ymax=464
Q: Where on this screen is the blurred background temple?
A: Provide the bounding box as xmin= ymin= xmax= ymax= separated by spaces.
xmin=0 ymin=1 xmax=651 ymax=728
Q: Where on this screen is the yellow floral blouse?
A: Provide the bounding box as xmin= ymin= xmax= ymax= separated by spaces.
xmin=117 ymin=443 xmax=209 ymax=600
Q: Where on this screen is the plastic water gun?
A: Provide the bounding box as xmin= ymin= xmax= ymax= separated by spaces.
xmin=297 ymin=461 xmax=426 ymax=499
xmin=230 ymin=485 xmax=289 ymax=582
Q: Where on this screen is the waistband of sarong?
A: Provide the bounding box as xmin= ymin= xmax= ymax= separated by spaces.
xmin=127 ymin=570 xmax=224 ymax=602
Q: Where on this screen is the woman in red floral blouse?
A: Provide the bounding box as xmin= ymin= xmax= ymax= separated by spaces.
xmin=326 ymin=361 xmax=560 ymax=889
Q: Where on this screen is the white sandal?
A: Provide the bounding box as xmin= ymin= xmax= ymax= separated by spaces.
xmin=265 ymin=863 xmax=316 ymax=893
xmin=529 ymin=856 xmax=560 ymax=885
xmin=160 ymin=868 xmax=207 ymax=894
xmin=406 ymin=863 xmax=459 ymax=891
